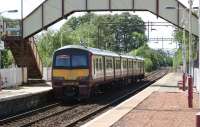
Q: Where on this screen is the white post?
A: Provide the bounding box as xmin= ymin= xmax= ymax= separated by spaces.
xmin=183 ymin=29 xmax=187 ymax=72
xmin=189 ymin=0 xmax=193 ymax=75
xmin=198 ymin=0 xmax=200 ymax=84
xmin=182 ymin=10 xmax=187 ymax=91
xmin=0 ymin=15 xmax=3 ymax=69
xmin=198 ymin=0 xmax=200 ymax=107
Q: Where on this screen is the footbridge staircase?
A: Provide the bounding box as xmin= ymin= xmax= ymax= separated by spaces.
xmin=2 ymin=35 xmax=43 ymax=79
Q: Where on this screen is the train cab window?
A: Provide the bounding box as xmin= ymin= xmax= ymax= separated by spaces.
xmin=55 ymin=55 xmax=70 ymax=67
xmin=71 ymin=54 xmax=88 ymax=67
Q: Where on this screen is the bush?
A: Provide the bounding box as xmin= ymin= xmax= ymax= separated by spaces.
xmin=144 ymin=58 xmax=153 ymax=72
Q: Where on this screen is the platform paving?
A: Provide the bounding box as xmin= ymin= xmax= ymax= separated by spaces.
xmin=0 ymin=83 xmax=52 ymax=118
xmin=82 ymin=72 xmax=200 ymax=127
xmin=0 ymin=83 xmax=52 ymax=102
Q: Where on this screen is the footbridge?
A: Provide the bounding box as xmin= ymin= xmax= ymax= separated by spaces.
xmin=2 ymin=0 xmax=200 ymax=79
xmin=23 ymin=0 xmax=198 ymax=38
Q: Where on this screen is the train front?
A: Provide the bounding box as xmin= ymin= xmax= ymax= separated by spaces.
xmin=52 ymin=47 xmax=92 ymax=99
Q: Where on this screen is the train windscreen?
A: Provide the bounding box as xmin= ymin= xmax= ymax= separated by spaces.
xmin=55 ymin=55 xmax=70 ymax=67
xmin=54 ymin=54 xmax=88 ymax=68
xmin=72 ymin=55 xmax=88 ymax=67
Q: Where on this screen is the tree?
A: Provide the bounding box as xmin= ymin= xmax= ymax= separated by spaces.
xmin=61 ymin=12 xmax=147 ymax=53
xmin=130 ymin=44 xmax=172 ymax=72
xmin=174 ymin=30 xmax=198 ymax=70
xmin=37 ymin=12 xmax=148 ymax=66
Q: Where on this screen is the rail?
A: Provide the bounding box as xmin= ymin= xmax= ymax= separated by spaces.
xmin=0 ymin=69 xmax=168 ymax=127
xmin=64 ymin=69 xmax=168 ymax=127
xmin=1 ymin=20 xmax=21 ymax=37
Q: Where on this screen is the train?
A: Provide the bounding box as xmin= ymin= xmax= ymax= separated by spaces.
xmin=52 ymin=45 xmax=145 ymax=99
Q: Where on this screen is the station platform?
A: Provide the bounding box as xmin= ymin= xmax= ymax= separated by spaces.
xmin=0 ymin=83 xmax=52 ymax=102
xmin=0 ymin=83 xmax=52 ymax=118
xmin=82 ymin=72 xmax=200 ymax=127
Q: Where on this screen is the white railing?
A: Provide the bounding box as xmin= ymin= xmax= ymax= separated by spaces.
xmin=0 ymin=67 xmax=27 ymax=88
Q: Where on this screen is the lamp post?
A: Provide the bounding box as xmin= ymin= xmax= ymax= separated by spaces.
xmin=0 ymin=10 xmax=18 ymax=69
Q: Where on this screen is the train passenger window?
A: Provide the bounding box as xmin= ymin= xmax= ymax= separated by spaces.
xmin=71 ymin=55 xmax=88 ymax=67
xmin=55 ymin=55 xmax=70 ymax=67
xmin=96 ymin=58 xmax=99 ymax=71
xmin=123 ymin=60 xmax=127 ymax=69
xmin=115 ymin=60 xmax=117 ymax=69
xmin=106 ymin=59 xmax=109 ymax=68
xmin=116 ymin=60 xmax=120 ymax=69
xmin=110 ymin=59 xmax=113 ymax=69
xmin=110 ymin=59 xmax=113 ymax=68
xmin=93 ymin=59 xmax=96 ymax=74
xmin=99 ymin=58 xmax=102 ymax=70
xmin=129 ymin=61 xmax=132 ymax=68
xmin=107 ymin=59 xmax=109 ymax=69
xmin=106 ymin=59 xmax=112 ymax=69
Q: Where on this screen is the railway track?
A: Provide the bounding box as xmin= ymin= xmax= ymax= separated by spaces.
xmin=0 ymin=102 xmax=80 ymax=127
xmin=0 ymin=69 xmax=168 ymax=127
xmin=64 ymin=69 xmax=168 ymax=127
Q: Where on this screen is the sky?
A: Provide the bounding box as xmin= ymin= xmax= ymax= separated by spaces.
xmin=0 ymin=0 xmax=199 ymax=51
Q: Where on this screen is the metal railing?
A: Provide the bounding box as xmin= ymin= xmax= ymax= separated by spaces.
xmin=1 ymin=20 xmax=21 ymax=37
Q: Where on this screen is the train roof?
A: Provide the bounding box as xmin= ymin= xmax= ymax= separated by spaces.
xmin=56 ymin=45 xmax=144 ymax=61
xmin=56 ymin=45 xmax=120 ymax=57
xmin=120 ymin=55 xmax=137 ymax=59
xmin=135 ymin=57 xmax=144 ymax=61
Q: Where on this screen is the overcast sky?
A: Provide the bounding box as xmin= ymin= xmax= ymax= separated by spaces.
xmin=0 ymin=0 xmax=199 ymax=50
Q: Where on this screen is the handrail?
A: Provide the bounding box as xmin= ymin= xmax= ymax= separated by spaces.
xmin=29 ymin=39 xmax=43 ymax=76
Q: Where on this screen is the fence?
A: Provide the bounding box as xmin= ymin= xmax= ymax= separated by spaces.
xmin=0 ymin=67 xmax=27 ymax=88
xmin=2 ymin=20 xmax=21 ymax=37
xmin=194 ymin=68 xmax=200 ymax=92
xmin=43 ymin=67 xmax=51 ymax=81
